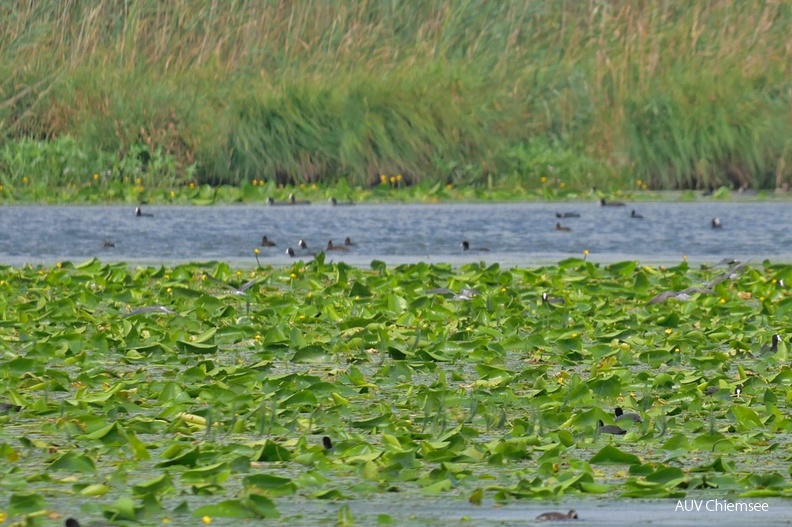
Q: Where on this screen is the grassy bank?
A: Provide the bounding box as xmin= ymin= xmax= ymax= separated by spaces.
xmin=1 ymin=1 xmax=791 ymax=199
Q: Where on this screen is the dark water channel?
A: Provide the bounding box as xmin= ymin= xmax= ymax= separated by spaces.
xmin=0 ymin=201 xmax=790 ymax=267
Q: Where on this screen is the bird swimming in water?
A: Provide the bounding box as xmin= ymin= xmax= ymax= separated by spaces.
xmin=599 ymin=198 xmax=626 ymax=206
xmin=598 ymin=420 xmax=627 ymax=435
xmin=615 ymin=407 xmax=642 ymax=423
xmin=260 ymin=236 xmax=277 ymax=247
xmin=535 ymin=510 xmax=579 ymax=521
xmin=326 ymin=240 xmax=349 ymax=251
xmin=631 ymin=209 xmax=644 ymax=219
xmin=555 ymin=222 xmax=572 ymax=232
xmin=460 ymin=240 xmax=490 ymax=251
xmin=711 ymin=217 xmax=722 ymax=229
xmin=135 ymin=206 xmax=153 ymax=217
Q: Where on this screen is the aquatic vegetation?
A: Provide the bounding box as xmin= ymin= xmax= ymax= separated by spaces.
xmin=1 ymin=257 xmax=792 ymax=524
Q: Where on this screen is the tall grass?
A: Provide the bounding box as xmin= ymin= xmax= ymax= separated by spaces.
xmin=0 ymin=0 xmax=790 ymax=191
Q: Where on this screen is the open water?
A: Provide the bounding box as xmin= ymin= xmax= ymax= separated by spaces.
xmin=0 ymin=201 xmax=789 ymax=266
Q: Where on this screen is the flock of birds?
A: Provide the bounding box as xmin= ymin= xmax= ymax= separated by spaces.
xmin=549 ymin=198 xmax=724 ymax=233
xmin=103 ymin=195 xmax=729 ymax=256
xmin=262 ymin=235 xmax=357 ymax=258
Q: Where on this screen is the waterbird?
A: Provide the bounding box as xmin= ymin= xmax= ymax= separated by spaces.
xmin=285 ymin=247 xmax=296 ymax=257
xmin=297 ymin=239 xmax=317 ymax=255
xmin=599 ymin=198 xmax=626 ymax=206
xmin=630 ymin=209 xmax=644 ymax=219
xmin=555 ymin=222 xmax=572 ymax=232
xmin=326 ymin=240 xmax=349 ymax=251
xmin=556 ymin=212 xmax=580 ymax=218
xmin=260 ymin=236 xmax=277 ymax=247
xmin=0 ymin=402 xmax=21 ymax=413
xmin=288 ymin=193 xmax=311 ymax=205
xmin=711 ymin=217 xmax=722 ymax=228
xmin=541 ymin=292 xmax=565 ymax=305
xmin=704 ymin=386 xmax=720 ymax=396
xmin=761 ymin=334 xmax=781 ymax=354
xmin=734 ymin=384 xmax=743 ymax=397
xmin=125 ymin=305 xmax=179 ymax=317
xmin=426 ymin=287 xmax=480 ymax=301
xmin=266 ymin=197 xmax=290 ymax=206
xmin=646 ymin=260 xmax=747 ymax=305
xmin=322 ymin=436 xmax=333 ymax=450
xmin=597 ymin=420 xmax=627 ymax=435
xmin=329 ymin=197 xmax=354 ymax=206
xmin=615 ymin=407 xmax=642 ymax=423
xmin=135 ymin=206 xmax=153 ymax=217
xmin=536 ymin=510 xmax=579 ymax=521
xmin=205 ymin=274 xmax=261 ymax=316
xmin=461 ymin=240 xmax=489 ymax=252
xmin=101 ymin=240 xmax=115 ymax=248
xmin=64 ymin=519 xmax=81 ymax=527
xmin=344 ymin=237 xmax=355 ymax=246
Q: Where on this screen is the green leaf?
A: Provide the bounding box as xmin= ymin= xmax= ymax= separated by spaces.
xmin=49 ymin=451 xmax=96 ymax=473
xmin=590 ymin=446 xmax=641 ymax=465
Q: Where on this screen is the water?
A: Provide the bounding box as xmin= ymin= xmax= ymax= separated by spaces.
xmin=0 ymin=201 xmax=789 ymax=266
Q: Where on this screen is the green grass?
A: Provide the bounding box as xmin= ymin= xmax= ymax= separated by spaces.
xmin=1 ymin=257 xmax=792 ymax=525
xmin=1 ymin=1 xmax=791 ymax=196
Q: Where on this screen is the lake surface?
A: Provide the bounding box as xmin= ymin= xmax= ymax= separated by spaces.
xmin=0 ymin=201 xmax=789 ymax=267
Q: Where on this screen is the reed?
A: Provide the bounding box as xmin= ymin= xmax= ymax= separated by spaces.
xmin=0 ymin=0 xmax=790 ymax=192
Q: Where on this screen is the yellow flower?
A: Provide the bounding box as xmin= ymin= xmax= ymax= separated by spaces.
xmin=307 ymin=292 xmax=312 ymax=298
xmin=390 ymin=176 xmax=396 ymax=184
xmin=540 ymin=176 xmax=547 ymax=183
xmin=0 ymin=511 xmax=7 ymax=522
xmin=720 ymin=298 xmax=726 ymax=303
xmin=252 ymin=179 xmax=258 ymax=186
xmin=665 ymin=328 xmax=672 ymax=334
xmin=56 ymin=262 xmax=62 ymax=268
xmin=445 ymin=183 xmax=453 ymax=190
xmin=0 ymin=185 xmax=4 ymax=191
xmin=93 ymin=173 xmax=99 ymax=180
xmin=255 ymin=334 xmax=261 ymax=341
xmin=170 ymin=191 xmax=175 ymax=198
xmin=395 ymin=174 xmax=402 ymax=182
xmin=583 ymin=249 xmax=590 ymax=256
xmin=636 ymin=179 xmax=643 ymax=186
xmin=166 ymin=287 xmax=172 ymax=294
xmin=22 ymin=176 xmax=29 ymax=184
xmin=559 ymin=182 xmax=566 ymax=188
xmin=202 ymin=516 xmax=212 ymax=525
xmin=189 ymin=182 xmax=195 ymax=189
xmin=380 ymin=175 xmax=388 ymax=185
xmin=311 ymin=183 xmax=317 ymax=190
xmin=254 ymin=248 xmax=260 ymax=255
xmin=290 ymin=273 xmax=297 ymax=279
xmin=683 ymin=255 xmax=688 ymax=261
xmin=135 ymin=178 xmax=142 ymax=185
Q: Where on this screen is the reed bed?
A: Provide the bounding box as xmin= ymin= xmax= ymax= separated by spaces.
xmin=0 ymin=0 xmax=790 ymax=192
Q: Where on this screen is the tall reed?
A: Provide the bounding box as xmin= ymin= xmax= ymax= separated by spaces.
xmin=0 ymin=1 xmax=789 ymax=190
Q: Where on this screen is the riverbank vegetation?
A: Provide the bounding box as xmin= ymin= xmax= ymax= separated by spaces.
xmin=1 ymin=1 xmax=791 ymax=202
xmin=1 ymin=257 xmax=791 ymax=524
